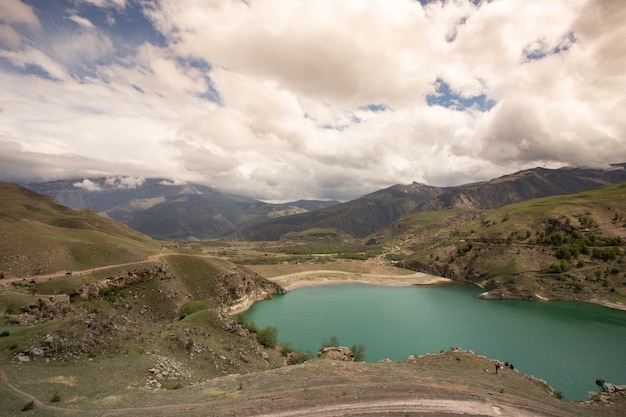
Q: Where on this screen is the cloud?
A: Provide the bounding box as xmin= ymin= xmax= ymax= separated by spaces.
xmin=73 ymin=179 xmax=101 ymax=191
xmin=0 ymin=0 xmax=40 ymax=27
xmin=0 ymin=0 xmax=625 ymax=201
xmin=67 ymin=14 xmax=95 ymax=29
xmin=73 ymin=0 xmax=127 ymax=10
xmin=0 ymin=0 xmax=40 ymax=48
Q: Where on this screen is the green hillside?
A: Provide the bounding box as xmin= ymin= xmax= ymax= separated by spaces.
xmin=0 ymin=183 xmax=158 ymax=278
xmin=373 ymin=181 xmax=626 ymax=305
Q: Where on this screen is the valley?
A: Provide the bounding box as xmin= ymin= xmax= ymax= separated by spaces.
xmin=1 ymin=171 xmax=626 ymax=415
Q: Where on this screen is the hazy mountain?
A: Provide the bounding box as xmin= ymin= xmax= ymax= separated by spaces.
xmin=229 ymin=182 xmax=446 ymax=241
xmin=233 ymin=164 xmax=626 ymax=240
xmin=24 ymin=177 xmax=339 ymax=239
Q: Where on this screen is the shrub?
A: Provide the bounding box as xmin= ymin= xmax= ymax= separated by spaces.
xmin=456 ymin=240 xmax=474 ymax=257
xmin=257 ymin=326 xmax=278 ymax=348
xmin=280 ymin=342 xmax=294 ymax=356
xmin=50 ymin=392 xmax=61 ymax=403
xmin=179 ymin=300 xmax=210 ymax=320
xmin=321 ymin=336 xmax=340 ymax=348
xmin=0 ymin=331 xmax=10 ymax=337
xmin=288 ymin=350 xmax=311 ymax=365
xmin=546 ymin=260 xmax=570 ymax=274
xmin=350 ymin=343 xmax=366 ymax=362
xmin=592 ymin=247 xmax=622 ymax=261
xmin=235 ymin=313 xmax=258 ymax=332
xmin=21 ymin=401 xmax=34 ymax=411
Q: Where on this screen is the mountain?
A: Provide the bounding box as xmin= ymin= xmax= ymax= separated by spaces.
xmin=0 ymin=182 xmax=158 ymax=277
xmin=230 ymin=182 xmax=446 ymax=241
xmin=420 ymin=164 xmax=626 ymax=211
xmin=370 ymin=181 xmax=626 ymax=304
xmin=24 ymin=177 xmax=339 ymax=239
xmin=233 ymin=164 xmax=626 ymax=240
xmin=21 ymin=164 xmax=626 ymax=241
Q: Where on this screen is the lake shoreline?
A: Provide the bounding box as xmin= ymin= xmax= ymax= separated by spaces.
xmin=229 ymin=268 xmax=626 ymax=315
xmin=266 ymin=269 xmax=453 ymax=291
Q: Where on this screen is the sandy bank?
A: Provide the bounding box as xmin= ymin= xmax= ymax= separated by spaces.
xmin=267 ymin=269 xmax=452 ymax=291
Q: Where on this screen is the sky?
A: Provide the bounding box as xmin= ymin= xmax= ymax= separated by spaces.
xmin=0 ymin=0 xmax=625 ymax=202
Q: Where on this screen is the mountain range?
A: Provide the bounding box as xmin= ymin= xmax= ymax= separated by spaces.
xmin=23 ymin=163 xmax=626 ymax=240
xmin=24 ymin=178 xmax=339 ymax=240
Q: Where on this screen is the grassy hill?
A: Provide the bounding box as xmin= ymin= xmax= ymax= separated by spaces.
xmin=371 ymin=181 xmax=626 ymax=305
xmin=0 ymin=183 xmax=290 ymax=413
xmin=1 ymin=183 xmax=625 ymax=415
xmin=0 ymin=183 xmax=159 ymax=278
xmin=232 ymin=165 xmax=626 ymax=241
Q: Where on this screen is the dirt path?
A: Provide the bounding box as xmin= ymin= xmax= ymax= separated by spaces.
xmin=0 ymin=368 xmax=560 ymax=417
xmin=0 ymin=253 xmax=168 ymax=287
xmin=253 ymin=399 xmax=541 ymax=417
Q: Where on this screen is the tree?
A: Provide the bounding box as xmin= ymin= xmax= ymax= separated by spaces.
xmin=321 ymin=336 xmax=340 ymax=348
xmin=350 ymin=343 xmax=366 ymax=362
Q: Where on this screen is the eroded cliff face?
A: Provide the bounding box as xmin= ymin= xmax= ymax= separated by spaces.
xmin=213 ymin=267 xmax=286 ymax=314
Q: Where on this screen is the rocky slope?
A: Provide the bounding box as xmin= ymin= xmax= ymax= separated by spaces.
xmin=233 ymin=164 xmax=626 ymax=240
xmin=371 ymin=181 xmax=626 ymax=306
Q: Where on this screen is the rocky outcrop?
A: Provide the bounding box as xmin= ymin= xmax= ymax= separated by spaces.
xmin=318 ymin=346 xmax=355 ymax=361
xmin=216 ymin=267 xmax=286 ymax=313
xmin=69 ymin=265 xmax=171 ymax=302
xmin=14 ymin=294 xmax=71 ymax=324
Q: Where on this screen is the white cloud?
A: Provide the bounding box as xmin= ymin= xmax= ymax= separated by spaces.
xmin=0 ymin=46 xmax=68 ymax=79
xmin=0 ymin=23 xmax=21 ymax=48
xmin=0 ymin=0 xmax=40 ymax=27
xmin=73 ymin=179 xmax=101 ymax=191
xmin=0 ymin=0 xmax=625 ymax=201
xmin=73 ymin=0 xmax=127 ymax=10
xmin=68 ymin=15 xmax=95 ymax=29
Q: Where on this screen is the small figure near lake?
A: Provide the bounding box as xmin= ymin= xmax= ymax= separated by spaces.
xmin=494 ymin=360 xmax=500 ymax=374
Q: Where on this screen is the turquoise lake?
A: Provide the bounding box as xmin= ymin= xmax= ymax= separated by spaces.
xmin=245 ymin=282 xmax=626 ymax=401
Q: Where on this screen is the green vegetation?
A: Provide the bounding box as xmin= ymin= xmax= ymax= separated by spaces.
xmin=179 ymin=300 xmax=211 ymax=320
xmin=321 ymin=336 xmax=340 ymax=348
xmin=21 ymin=401 xmax=34 ymax=412
xmin=350 ymin=343 xmax=366 ymax=362
xmin=456 ymin=240 xmax=474 ymax=257
xmin=256 ymin=326 xmax=278 ymax=348
xmin=0 ymin=183 xmax=158 ymax=277
xmin=376 ymin=182 xmax=626 ymax=304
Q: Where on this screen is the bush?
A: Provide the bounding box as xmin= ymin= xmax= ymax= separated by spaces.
xmin=50 ymin=392 xmax=61 ymax=403
xmin=288 ymin=350 xmax=311 ymax=365
xmin=593 ymin=247 xmax=622 ymax=261
xmin=21 ymin=401 xmax=34 ymax=411
xmin=257 ymin=326 xmax=278 ymax=348
xmin=0 ymin=331 xmax=10 ymax=337
xmin=280 ymin=342 xmax=294 ymax=356
xmin=546 ymin=260 xmax=570 ymax=274
xmin=179 ymin=300 xmax=210 ymax=320
xmin=456 ymin=240 xmax=474 ymax=257
xmin=350 ymin=343 xmax=366 ymax=362
xmin=321 ymin=336 xmax=340 ymax=348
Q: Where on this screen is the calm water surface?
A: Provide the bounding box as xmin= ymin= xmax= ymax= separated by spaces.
xmin=246 ymin=283 xmax=626 ymax=400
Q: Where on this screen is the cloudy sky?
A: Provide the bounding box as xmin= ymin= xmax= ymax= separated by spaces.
xmin=0 ymin=0 xmax=624 ymax=202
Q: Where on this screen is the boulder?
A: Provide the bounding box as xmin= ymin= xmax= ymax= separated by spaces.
xmin=318 ymin=346 xmax=355 ymax=362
